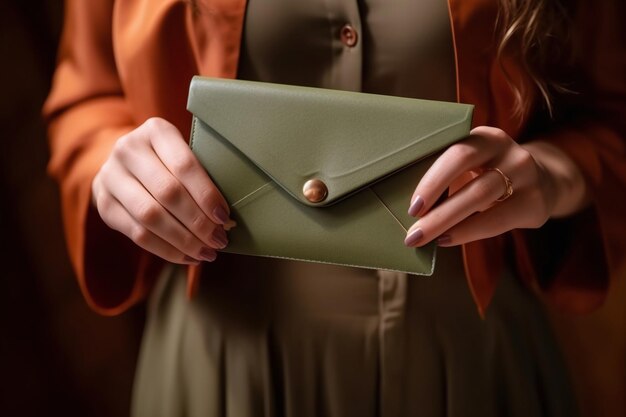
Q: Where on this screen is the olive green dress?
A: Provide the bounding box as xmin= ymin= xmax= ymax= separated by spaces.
xmin=131 ymin=1 xmax=577 ymax=416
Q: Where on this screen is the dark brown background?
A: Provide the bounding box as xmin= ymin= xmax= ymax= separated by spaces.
xmin=0 ymin=1 xmax=623 ymax=416
xmin=0 ymin=2 xmax=144 ymax=416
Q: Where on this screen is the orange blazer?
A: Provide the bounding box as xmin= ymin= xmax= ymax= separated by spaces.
xmin=44 ymin=0 xmax=626 ymax=316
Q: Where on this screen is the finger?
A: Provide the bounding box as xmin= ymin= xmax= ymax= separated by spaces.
xmin=404 ymin=169 xmax=509 ymax=247
xmin=143 ymin=118 xmax=232 ymax=225
xmin=123 ymin=144 xmax=228 ymax=249
xmin=435 ymin=191 xmax=547 ymax=246
xmin=94 ymin=190 xmax=203 ymax=265
xmin=409 ymin=126 xmax=512 ymax=217
xmin=101 ymin=159 xmax=219 ymax=261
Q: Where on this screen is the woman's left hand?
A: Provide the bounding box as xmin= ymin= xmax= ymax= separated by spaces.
xmin=404 ymin=126 xmax=589 ymax=247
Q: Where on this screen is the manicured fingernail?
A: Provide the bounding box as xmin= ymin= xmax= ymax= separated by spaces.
xmin=212 ymin=205 xmax=230 ymax=225
xmin=437 ymin=234 xmax=451 ymax=246
xmin=199 ymin=246 xmax=217 ymax=262
xmin=408 ymin=196 xmax=424 ymax=217
xmin=211 ymin=227 xmax=229 ymax=249
xmin=404 ymin=228 xmax=424 ymax=247
xmin=184 ymin=255 xmax=201 ymax=264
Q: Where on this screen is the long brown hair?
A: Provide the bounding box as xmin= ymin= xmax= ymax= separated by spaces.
xmin=496 ymin=0 xmax=576 ymax=118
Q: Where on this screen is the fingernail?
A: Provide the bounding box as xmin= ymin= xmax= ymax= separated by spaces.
xmin=184 ymin=255 xmax=201 ymax=264
xmin=408 ymin=196 xmax=424 ymax=217
xmin=437 ymin=234 xmax=451 ymax=246
xmin=223 ymin=219 xmax=237 ymax=231
xmin=212 ymin=205 xmax=230 ymax=225
xmin=404 ymin=228 xmax=424 ymax=247
xmin=199 ymin=246 xmax=217 ymax=262
xmin=211 ymin=227 xmax=229 ymax=249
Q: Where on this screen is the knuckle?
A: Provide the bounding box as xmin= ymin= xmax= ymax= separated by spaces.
xmin=471 ymin=126 xmax=513 ymax=151
xmin=143 ymin=117 xmax=168 ymax=132
xmin=157 ymin=178 xmax=184 ymax=205
xmin=180 ymin=233 xmax=199 ymax=253
xmin=95 ymin=192 xmax=112 ymax=214
xmin=191 ymin=213 xmax=213 ymax=234
xmin=491 ymin=128 xmax=509 ymax=142
xmin=447 ymin=142 xmax=478 ymax=162
xmin=111 ymin=134 xmax=132 ymax=158
xmin=135 ymin=201 xmax=162 ymax=226
xmin=477 ymin=126 xmax=510 ymax=143
xmin=111 ymin=132 xmax=144 ymax=161
xmin=198 ymin=187 xmax=219 ymax=210
xmin=170 ymin=154 xmax=197 ymax=176
xmin=98 ymin=160 xmax=113 ymax=178
xmin=513 ymin=149 xmax=537 ymax=175
xmin=131 ymin=226 xmax=152 ymax=247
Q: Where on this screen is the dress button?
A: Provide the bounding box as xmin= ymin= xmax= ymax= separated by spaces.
xmin=340 ymin=24 xmax=358 ymax=47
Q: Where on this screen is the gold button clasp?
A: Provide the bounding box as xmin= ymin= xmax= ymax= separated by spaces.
xmin=303 ymin=179 xmax=328 ymax=203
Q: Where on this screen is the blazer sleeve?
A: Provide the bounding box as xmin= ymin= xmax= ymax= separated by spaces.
xmin=512 ymin=0 xmax=626 ymax=312
xmin=43 ymin=0 xmax=160 ymax=315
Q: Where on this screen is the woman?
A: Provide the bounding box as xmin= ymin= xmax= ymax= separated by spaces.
xmin=44 ymin=0 xmax=625 ymax=416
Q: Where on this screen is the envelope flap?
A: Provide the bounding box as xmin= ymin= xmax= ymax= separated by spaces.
xmin=188 ymin=77 xmax=473 ymax=206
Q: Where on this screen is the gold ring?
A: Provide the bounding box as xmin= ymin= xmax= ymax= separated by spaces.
xmin=484 ymin=168 xmax=513 ymax=202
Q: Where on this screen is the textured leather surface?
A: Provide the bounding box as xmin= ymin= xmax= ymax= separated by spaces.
xmin=188 ymin=77 xmax=473 ymax=275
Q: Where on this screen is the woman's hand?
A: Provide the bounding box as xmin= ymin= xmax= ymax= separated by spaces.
xmin=404 ymin=126 xmax=590 ymax=247
xmin=91 ymin=117 xmax=233 ymax=264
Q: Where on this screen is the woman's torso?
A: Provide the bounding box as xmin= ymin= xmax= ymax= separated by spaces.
xmin=131 ymin=1 xmax=576 ymax=416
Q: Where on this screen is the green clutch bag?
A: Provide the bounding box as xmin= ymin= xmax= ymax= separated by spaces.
xmin=187 ymin=77 xmax=473 ymax=275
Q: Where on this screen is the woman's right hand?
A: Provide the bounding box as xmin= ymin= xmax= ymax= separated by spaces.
xmin=91 ymin=117 xmax=232 ymax=265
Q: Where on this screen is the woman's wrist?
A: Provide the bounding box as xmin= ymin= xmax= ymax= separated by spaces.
xmin=522 ymin=140 xmax=591 ymax=218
